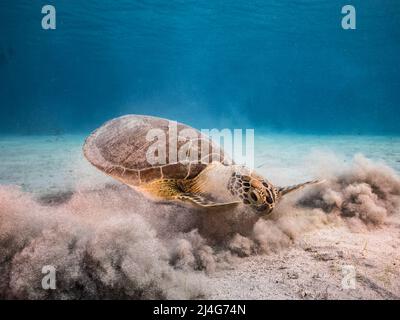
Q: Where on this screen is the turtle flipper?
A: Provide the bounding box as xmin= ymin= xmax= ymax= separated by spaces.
xmin=175 ymin=193 xmax=240 ymax=209
xmin=278 ymin=179 xmax=325 ymax=197
xmin=139 ymin=179 xmax=240 ymax=209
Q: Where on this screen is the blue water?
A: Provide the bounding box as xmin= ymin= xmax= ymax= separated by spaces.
xmin=0 ymin=0 xmax=399 ymax=134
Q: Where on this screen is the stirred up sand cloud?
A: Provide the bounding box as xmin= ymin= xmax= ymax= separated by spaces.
xmin=0 ymin=152 xmax=399 ymax=299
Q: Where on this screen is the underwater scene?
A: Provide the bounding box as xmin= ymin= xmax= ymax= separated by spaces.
xmin=0 ymin=1 xmax=400 ymax=300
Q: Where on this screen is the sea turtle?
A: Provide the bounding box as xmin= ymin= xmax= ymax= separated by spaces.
xmin=83 ymin=115 xmax=322 ymax=215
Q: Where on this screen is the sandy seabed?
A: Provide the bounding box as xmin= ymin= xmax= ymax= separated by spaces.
xmin=0 ymin=134 xmax=399 ymax=299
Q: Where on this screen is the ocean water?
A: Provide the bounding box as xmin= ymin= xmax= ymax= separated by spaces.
xmin=1 ymin=0 xmax=399 ymax=191
xmin=1 ymin=0 xmax=400 ymax=135
xmin=1 ymin=1 xmax=400 ymax=300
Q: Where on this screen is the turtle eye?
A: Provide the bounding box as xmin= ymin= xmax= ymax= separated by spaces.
xmin=250 ymin=191 xmax=259 ymax=202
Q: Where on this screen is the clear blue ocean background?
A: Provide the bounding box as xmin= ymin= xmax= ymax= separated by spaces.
xmin=0 ymin=0 xmax=399 ymax=135
xmin=3 ymin=2 xmax=400 ymax=303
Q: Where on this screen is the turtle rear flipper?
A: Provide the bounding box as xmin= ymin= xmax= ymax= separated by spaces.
xmin=176 ymin=193 xmax=240 ymax=209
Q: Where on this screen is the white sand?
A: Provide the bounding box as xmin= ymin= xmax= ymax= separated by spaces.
xmin=0 ymin=134 xmax=399 ymax=299
xmin=206 ymin=222 xmax=400 ymax=299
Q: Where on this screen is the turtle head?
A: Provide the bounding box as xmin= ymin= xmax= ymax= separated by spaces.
xmin=228 ymin=172 xmax=278 ymax=215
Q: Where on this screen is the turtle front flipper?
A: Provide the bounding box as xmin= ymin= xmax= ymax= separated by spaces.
xmin=175 ymin=193 xmax=240 ymax=209
xmin=138 ymin=179 xmax=240 ymax=209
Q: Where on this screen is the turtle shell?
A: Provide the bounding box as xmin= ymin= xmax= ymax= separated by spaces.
xmin=83 ymin=115 xmax=232 ymax=186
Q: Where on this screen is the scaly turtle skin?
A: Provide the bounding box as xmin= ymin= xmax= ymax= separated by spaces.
xmin=83 ymin=115 xmax=322 ymax=215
